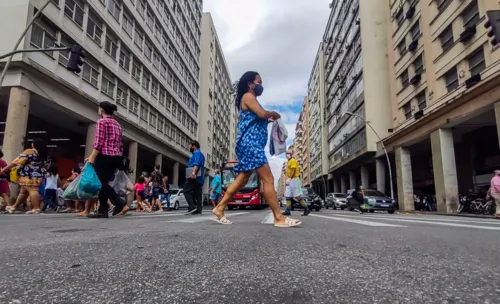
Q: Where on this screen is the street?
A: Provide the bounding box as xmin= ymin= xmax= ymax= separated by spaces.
xmin=0 ymin=209 xmax=499 ymax=304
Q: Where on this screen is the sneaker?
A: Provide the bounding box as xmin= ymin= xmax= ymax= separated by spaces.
xmin=358 ymin=209 xmax=364 ymax=214
xmin=185 ymin=209 xmax=196 ymax=215
xmin=302 ymin=209 xmax=311 ymax=216
xmin=108 ymin=205 xmax=115 ymax=214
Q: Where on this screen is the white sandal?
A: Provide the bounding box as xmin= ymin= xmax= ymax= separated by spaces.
xmin=274 ymin=217 xmax=302 ymax=228
xmin=212 ymin=209 xmax=233 ymax=225
xmin=6 ymin=206 xmax=16 ymax=214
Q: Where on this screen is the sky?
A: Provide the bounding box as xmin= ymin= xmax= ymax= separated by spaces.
xmin=203 ymin=0 xmax=331 ymax=183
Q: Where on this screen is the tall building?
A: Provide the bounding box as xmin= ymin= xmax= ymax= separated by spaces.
xmin=277 ymin=161 xmax=287 ymax=199
xmin=383 ymin=0 xmax=500 ymax=212
xmin=323 ymin=0 xmax=392 ymax=195
xmin=198 ymin=12 xmax=236 ymax=193
xmin=294 ymin=96 xmax=311 ymax=187
xmin=0 ymin=0 xmax=203 ymax=185
xmin=307 ymin=46 xmax=329 ymax=198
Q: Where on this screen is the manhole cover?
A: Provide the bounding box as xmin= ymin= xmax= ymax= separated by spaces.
xmin=51 ymin=229 xmax=91 ymax=233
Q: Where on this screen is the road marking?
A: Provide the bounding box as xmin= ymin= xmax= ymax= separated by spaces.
xmin=162 ymin=212 xmax=248 ymax=223
xmin=327 ymin=213 xmax=500 ymax=225
xmin=310 ymin=214 xmax=407 ymax=227
xmin=262 ymin=213 xmax=274 ymax=224
xmin=324 ymin=214 xmax=500 ymax=230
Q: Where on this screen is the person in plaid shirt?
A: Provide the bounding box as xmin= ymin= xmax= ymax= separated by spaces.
xmin=86 ymin=101 xmax=128 ymax=218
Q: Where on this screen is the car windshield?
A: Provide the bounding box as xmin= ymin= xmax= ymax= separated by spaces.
xmin=302 ymin=188 xmax=314 ymax=195
xmin=364 ymin=190 xmax=386 ymax=197
xmin=222 ymin=169 xmax=259 ymax=188
xmin=334 ymin=193 xmax=347 ymax=198
xmin=169 ymin=189 xmax=181 ymax=195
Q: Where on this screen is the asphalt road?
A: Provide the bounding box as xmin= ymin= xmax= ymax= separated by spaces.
xmin=0 ymin=208 xmax=499 ymax=304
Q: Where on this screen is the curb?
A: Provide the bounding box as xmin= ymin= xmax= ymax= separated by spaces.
xmin=396 ymin=211 xmax=496 ymax=219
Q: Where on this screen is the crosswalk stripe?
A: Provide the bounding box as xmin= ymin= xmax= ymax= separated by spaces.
xmin=324 ymin=214 xmax=500 ymax=230
xmin=328 ymin=213 xmax=500 ymax=226
xmin=310 ymin=214 xmax=407 ymax=227
xmin=162 ymin=212 xmax=248 ymax=223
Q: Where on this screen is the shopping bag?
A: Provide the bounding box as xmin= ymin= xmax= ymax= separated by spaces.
xmin=62 ymin=174 xmax=98 ymax=200
xmin=111 ymin=171 xmax=133 ymax=197
xmin=80 ymin=163 xmax=102 ymax=194
xmin=9 ymin=166 xmax=19 ymax=183
xmin=38 ymin=179 xmax=46 ymax=196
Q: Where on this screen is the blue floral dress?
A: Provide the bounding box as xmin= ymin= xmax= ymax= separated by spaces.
xmin=234 ymin=102 xmax=269 ymax=173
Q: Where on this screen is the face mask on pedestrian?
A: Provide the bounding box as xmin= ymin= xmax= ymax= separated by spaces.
xmin=189 ymin=145 xmax=194 ymax=153
xmin=253 ymin=83 xmax=264 ymax=96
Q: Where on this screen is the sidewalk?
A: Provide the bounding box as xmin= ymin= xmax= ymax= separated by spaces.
xmin=399 ymin=210 xmax=497 ymax=219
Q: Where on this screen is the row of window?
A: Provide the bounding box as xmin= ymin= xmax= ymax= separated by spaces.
xmin=399 ymin=54 xmax=424 ymax=90
xmin=329 ymin=105 xmax=365 ymax=153
xmin=331 ymin=130 xmax=366 ymax=166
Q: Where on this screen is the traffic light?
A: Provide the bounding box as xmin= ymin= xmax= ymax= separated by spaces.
xmin=485 ymin=10 xmax=500 ymax=47
xmin=66 ymin=45 xmax=85 ymax=73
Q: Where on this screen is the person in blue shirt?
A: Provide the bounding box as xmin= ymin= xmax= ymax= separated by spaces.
xmin=209 ymin=169 xmax=222 ymax=207
xmin=184 ymin=140 xmax=205 ymax=215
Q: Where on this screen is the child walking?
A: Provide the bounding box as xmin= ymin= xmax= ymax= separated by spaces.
xmin=42 ymin=164 xmax=61 ymax=212
xmin=135 ymin=176 xmax=150 ymax=212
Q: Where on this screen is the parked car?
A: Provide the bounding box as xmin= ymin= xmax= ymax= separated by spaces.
xmin=325 ymin=193 xmax=348 ymax=210
xmin=168 ymin=188 xmax=188 ymax=210
xmin=290 ymin=187 xmax=322 ymax=212
xmin=346 ymin=189 xmax=396 ymax=214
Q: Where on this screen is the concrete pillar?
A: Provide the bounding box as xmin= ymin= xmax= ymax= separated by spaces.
xmin=172 ymin=161 xmax=179 ymax=186
xmin=361 ymin=166 xmax=369 ymax=189
xmin=84 ymin=123 xmax=96 ymax=158
xmin=333 ymin=177 xmax=340 ymax=193
xmin=431 ymin=129 xmax=459 ymax=213
xmin=494 ymin=102 xmax=500 ymax=151
xmin=349 ymin=171 xmax=356 ymax=190
xmin=155 ymin=154 xmax=162 ymax=170
xmin=2 ymin=87 xmax=30 ymax=162
xmin=128 ymin=142 xmax=138 ymax=183
xmin=396 ymin=147 xmax=414 ymax=211
xmin=340 ymin=175 xmax=347 ymax=193
xmin=376 ymin=158 xmax=386 ymax=194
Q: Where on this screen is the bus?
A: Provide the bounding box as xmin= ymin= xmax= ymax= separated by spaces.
xmin=220 ymin=161 xmax=267 ymax=210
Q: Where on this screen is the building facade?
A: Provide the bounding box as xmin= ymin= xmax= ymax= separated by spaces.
xmin=323 ymin=0 xmax=392 ymax=196
xmin=0 ymin=0 xmax=204 ymax=185
xmin=198 ymin=12 xmax=236 ymax=193
xmin=295 ymin=96 xmax=311 ymax=187
xmin=307 ymin=46 xmax=329 ymax=198
xmin=383 ymin=0 xmax=500 ymax=212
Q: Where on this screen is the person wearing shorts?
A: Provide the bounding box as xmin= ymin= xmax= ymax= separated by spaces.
xmin=283 ymin=151 xmax=310 ymax=216
xmin=209 ymin=169 xmax=222 ymax=207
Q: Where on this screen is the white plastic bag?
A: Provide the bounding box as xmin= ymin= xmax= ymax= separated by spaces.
xmin=111 ymin=171 xmax=134 ymax=197
xmin=273 ymin=118 xmax=288 ymax=156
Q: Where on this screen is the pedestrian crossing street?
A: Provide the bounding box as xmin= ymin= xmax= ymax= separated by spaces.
xmin=68 ymin=209 xmax=500 ymax=230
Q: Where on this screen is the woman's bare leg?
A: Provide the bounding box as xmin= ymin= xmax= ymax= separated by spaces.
xmin=213 ymin=171 xmax=252 ymax=218
xmin=255 ymin=164 xmax=286 ymax=225
xmin=11 ymin=186 xmax=29 ymax=209
xmin=28 ymin=187 xmax=41 ymax=211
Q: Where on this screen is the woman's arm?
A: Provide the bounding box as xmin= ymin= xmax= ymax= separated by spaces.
xmin=87 ymin=120 xmax=104 ymax=164
xmin=0 ymin=149 xmax=31 ymax=173
xmin=242 ymin=93 xmax=280 ymax=120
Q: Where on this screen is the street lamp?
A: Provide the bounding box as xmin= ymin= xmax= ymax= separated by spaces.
xmin=344 ymin=111 xmax=394 ymax=200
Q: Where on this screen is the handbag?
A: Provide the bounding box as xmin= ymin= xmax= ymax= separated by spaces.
xmin=9 ymin=166 xmax=19 ymax=183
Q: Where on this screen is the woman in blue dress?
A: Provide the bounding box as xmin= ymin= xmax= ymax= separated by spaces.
xmin=212 ymin=71 xmax=301 ymax=228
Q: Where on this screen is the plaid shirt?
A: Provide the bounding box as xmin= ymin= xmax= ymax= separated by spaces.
xmin=93 ymin=117 xmax=123 ymax=156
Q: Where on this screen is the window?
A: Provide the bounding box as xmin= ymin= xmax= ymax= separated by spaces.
xmin=140 ymin=105 xmax=148 ymax=121
xmin=439 ymin=25 xmax=454 ymax=52
xmin=410 ymin=21 xmax=420 ymax=40
xmin=149 ymin=111 xmax=157 ymax=127
xmin=395 ymin=9 xmax=404 ymax=26
xmin=151 ymin=79 xmax=159 ymax=98
xmin=207 ymin=120 xmax=211 ymax=131
xmin=416 ymin=90 xmax=426 ymax=111
xmin=146 ymin=11 xmax=154 ymax=29
xmin=142 ymin=70 xmax=151 ymax=91
xmin=153 ymin=52 xmax=160 ymax=70
xmin=105 ymin=32 xmax=118 ymax=59
xmin=413 ymin=55 xmax=423 ymax=75
xmin=132 ymin=62 xmax=141 ymax=82
xmin=58 ymin=34 xmax=72 ymax=66
xmin=403 ymin=102 xmax=412 ymax=119
xmin=87 ymin=10 xmax=103 ymax=46
xmin=397 ymin=40 xmax=407 ymax=57
xmin=159 ymin=89 xmax=166 ymax=106
xmin=101 ymin=69 xmax=115 ymax=97
xmin=83 ymin=56 xmax=100 ymax=88
xmin=119 ymin=46 xmax=131 ymax=71
xmin=122 ymin=11 xmax=134 ymax=37
xmin=108 ymin=0 xmax=121 ymax=21
xmin=468 ymin=47 xmax=485 ymax=76
xmin=444 ymin=67 xmax=459 ymax=92
xmin=158 ymin=118 xmax=164 ymax=134
xmin=144 ymin=41 xmax=152 ymax=61
xmin=116 ymin=83 xmax=128 ymax=107
xmin=137 ymin=1 xmax=146 ymax=17
xmin=435 ymin=0 xmax=452 ymax=13
xmin=160 ymin=62 xmax=167 ymax=78
xmin=400 ymin=69 xmax=409 ymax=89
xmin=30 ymin=18 xmax=57 ymax=57
xmin=130 ymin=93 xmax=139 ymax=114
xmin=134 ymin=28 xmax=144 ymax=48
xmin=462 ymin=1 xmax=479 ymax=29
xmin=65 ymin=0 xmax=85 ymax=27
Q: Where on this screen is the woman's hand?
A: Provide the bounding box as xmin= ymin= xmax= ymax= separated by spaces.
xmin=270 ymin=111 xmax=280 ymax=120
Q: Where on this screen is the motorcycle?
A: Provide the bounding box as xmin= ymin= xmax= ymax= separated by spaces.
xmin=457 ymin=194 xmax=472 ymax=214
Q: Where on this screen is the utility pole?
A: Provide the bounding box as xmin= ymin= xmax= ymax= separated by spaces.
xmin=0 ymin=0 xmax=52 ymax=87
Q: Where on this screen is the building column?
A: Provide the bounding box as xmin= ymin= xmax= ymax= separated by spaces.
xmin=494 ymin=102 xmax=500 ymax=151
xmin=172 ymin=161 xmax=179 ymax=186
xmin=376 ymin=158 xmax=386 ymax=194
xmin=349 ymin=171 xmax=356 ymax=189
xmin=396 ymin=147 xmax=414 ymax=211
xmin=340 ymin=175 xmax=347 ymax=193
xmin=333 ymin=177 xmax=340 ymax=193
xmin=361 ymin=166 xmax=369 ymax=189
xmin=84 ymin=123 xmax=96 ymax=158
xmin=431 ymin=129 xmax=459 ymax=213
xmin=155 ymin=153 xmax=162 ymax=170
xmin=2 ymin=87 xmax=30 ymax=163
xmin=128 ymin=142 xmax=138 ymax=183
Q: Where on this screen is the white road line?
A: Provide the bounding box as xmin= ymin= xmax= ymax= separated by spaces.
xmin=310 ymin=214 xmax=407 ymax=227
xmin=327 ymin=213 xmax=500 ymax=225
xmin=162 ymin=212 xmax=249 ymax=223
